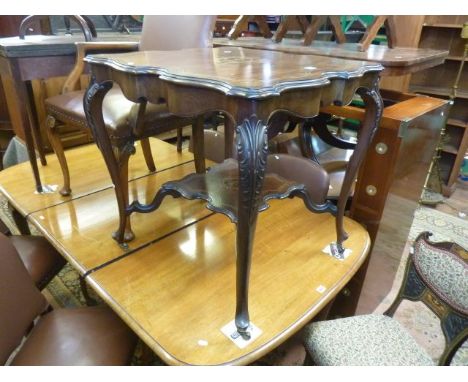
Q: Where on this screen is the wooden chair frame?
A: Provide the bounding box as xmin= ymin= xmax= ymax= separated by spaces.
xmin=384 ymin=232 xmax=468 ymax=365
xmin=227 ymin=15 xmax=273 ymax=39
xmin=44 ymin=41 xmax=159 ymax=196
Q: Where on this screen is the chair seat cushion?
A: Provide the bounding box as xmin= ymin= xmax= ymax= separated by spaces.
xmin=45 ymin=87 xmax=179 ymax=139
xmin=268 ymin=133 xmax=353 ymax=199
xmin=9 ymin=235 xmax=66 ymax=290
xmin=11 ymin=305 xmax=137 ymax=366
xmin=303 ymin=314 xmax=434 ymax=366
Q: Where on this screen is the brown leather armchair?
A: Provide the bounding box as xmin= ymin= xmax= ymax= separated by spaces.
xmin=45 ymin=16 xmax=216 ymax=197
xmin=0 ymin=233 xmax=137 ymax=365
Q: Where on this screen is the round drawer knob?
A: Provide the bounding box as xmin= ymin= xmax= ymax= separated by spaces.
xmin=375 ymin=142 xmax=388 ymax=155
xmin=366 ymin=185 xmax=377 ymax=196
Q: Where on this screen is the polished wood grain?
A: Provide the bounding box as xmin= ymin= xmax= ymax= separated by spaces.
xmin=0 ymin=138 xmax=194 ymax=216
xmin=213 ymin=37 xmax=448 ymax=75
xmin=85 ymin=46 xmax=383 ymax=329
xmin=86 ymin=197 xmax=370 ymax=365
xmin=379 ymin=16 xmax=425 ymax=92
xmin=27 ymin=161 xmax=212 ymax=274
xmin=322 ymin=94 xmax=448 ymax=130
xmin=86 ymin=47 xmax=382 ymax=99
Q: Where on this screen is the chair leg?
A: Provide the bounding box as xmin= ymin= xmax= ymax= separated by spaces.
xmin=359 ymin=16 xmax=387 ymax=52
xmin=84 ymin=79 xmax=135 ymax=244
xmin=176 ymin=127 xmax=183 ymax=152
xmin=140 ymin=342 xmax=155 ymax=365
xmin=79 ymin=275 xmax=98 ymax=306
xmin=303 ymin=350 xmax=315 ymax=365
xmin=140 ymin=137 xmax=156 ymax=172
xmin=46 ymin=115 xmax=71 ymax=196
xmin=7 ymin=201 xmax=30 ymax=235
xmin=191 ymin=116 xmax=206 ymax=173
xmin=303 ymin=16 xmax=327 ymax=46
xmin=329 ymin=16 xmax=346 ymax=44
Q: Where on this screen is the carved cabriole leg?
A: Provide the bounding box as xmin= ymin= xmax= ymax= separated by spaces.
xmin=84 ymin=79 xmax=134 ymax=244
xmin=45 ymin=115 xmax=71 ymax=196
xmin=191 ymin=115 xmax=206 ymax=173
xmin=335 ymin=83 xmax=383 ymax=253
xmin=235 ymin=115 xmax=268 ymax=339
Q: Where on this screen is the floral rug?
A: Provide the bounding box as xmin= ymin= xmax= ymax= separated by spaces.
xmin=0 ymin=192 xmax=466 ymax=365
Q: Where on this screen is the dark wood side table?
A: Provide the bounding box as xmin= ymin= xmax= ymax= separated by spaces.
xmin=84 ymin=47 xmax=384 ymax=338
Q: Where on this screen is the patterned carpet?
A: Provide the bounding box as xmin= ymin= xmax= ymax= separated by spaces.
xmin=0 ymin=191 xmax=467 ymax=365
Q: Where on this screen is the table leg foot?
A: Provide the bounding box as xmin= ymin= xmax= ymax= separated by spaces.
xmin=112 ymin=226 xmax=135 ymax=243
xmin=59 ymin=187 xmax=72 ymax=197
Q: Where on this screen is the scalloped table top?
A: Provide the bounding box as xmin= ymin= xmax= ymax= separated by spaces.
xmin=85 ymin=47 xmax=383 ymax=98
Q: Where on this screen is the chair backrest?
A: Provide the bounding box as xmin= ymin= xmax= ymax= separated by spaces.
xmin=384 ymin=232 xmax=468 ymax=365
xmin=0 ymin=233 xmax=48 ymax=365
xmin=139 ymin=16 xmax=217 ymax=51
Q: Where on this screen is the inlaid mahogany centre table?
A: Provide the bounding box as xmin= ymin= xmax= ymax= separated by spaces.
xmin=84 ymin=47 xmax=384 ymax=339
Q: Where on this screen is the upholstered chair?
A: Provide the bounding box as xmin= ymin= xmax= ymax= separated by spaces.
xmin=302 ymin=232 xmax=468 ymax=366
xmin=191 ymin=123 xmax=351 ymax=201
xmin=188 ymin=128 xmax=332 ymax=209
xmin=9 ymin=235 xmax=66 ymax=290
xmin=0 ymin=233 xmax=137 ymax=365
xmin=268 ymin=130 xmax=353 ymax=201
xmin=44 ymin=16 xmax=216 ymax=197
